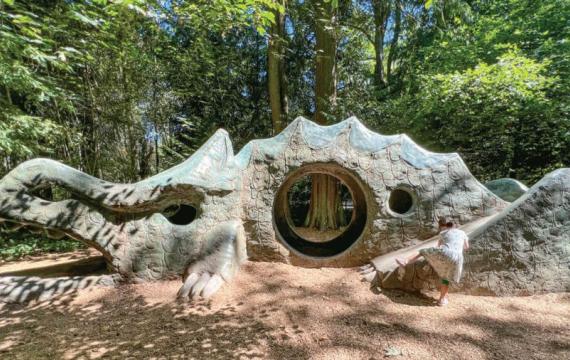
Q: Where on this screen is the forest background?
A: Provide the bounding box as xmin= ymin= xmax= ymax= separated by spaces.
xmin=0 ymin=0 xmax=568 ymax=257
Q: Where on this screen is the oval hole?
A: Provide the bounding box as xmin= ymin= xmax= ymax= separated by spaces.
xmin=388 ymin=188 xmax=414 ymax=215
xmin=162 ymin=204 xmax=197 ymax=225
xmin=30 ymin=183 xmax=73 ymax=202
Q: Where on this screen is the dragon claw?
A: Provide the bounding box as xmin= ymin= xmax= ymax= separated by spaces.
xmin=177 ymin=220 xmax=247 ymax=301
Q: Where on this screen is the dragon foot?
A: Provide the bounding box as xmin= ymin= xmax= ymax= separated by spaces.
xmin=177 ymin=220 xmax=247 ymax=300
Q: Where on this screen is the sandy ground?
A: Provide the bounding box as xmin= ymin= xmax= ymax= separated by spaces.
xmin=0 ymin=258 xmax=569 ymax=359
xmin=0 ymin=249 xmax=105 ymax=277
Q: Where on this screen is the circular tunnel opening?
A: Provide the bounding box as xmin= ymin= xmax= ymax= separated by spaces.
xmin=287 ymin=175 xmax=354 ymax=242
xmin=273 ymin=164 xmax=367 ymax=258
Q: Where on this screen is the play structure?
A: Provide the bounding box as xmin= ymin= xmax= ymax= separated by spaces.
xmin=0 ymin=117 xmax=568 ymax=302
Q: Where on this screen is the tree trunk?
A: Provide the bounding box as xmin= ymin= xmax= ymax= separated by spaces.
xmin=268 ymin=0 xmax=289 ymax=135
xmin=372 ymin=0 xmax=390 ymax=88
xmin=304 ymin=174 xmax=347 ymax=230
xmin=314 ymin=0 xmax=337 ymax=124
xmin=139 ymin=137 xmax=153 ymax=179
xmin=305 ymin=0 xmax=342 ymax=231
xmin=81 ymin=67 xmax=98 ymax=176
xmin=387 ymin=0 xmax=401 ymax=82
xmin=154 ymin=127 xmax=160 ymax=173
xmin=5 ymin=86 xmax=12 ymax=105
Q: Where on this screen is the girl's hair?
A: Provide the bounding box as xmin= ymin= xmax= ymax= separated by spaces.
xmin=438 ymin=216 xmax=454 ymax=228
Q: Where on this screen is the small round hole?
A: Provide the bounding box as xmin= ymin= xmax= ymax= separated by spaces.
xmin=162 ymin=204 xmax=197 ymax=225
xmin=388 ymin=188 xmax=414 ymax=215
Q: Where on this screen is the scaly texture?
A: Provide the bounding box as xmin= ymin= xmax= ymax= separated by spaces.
xmin=5 ymin=117 xmax=566 ymax=301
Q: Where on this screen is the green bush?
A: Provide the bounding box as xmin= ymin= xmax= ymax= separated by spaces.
xmin=378 ymin=53 xmax=568 ymax=185
xmin=0 ymin=230 xmax=85 ymax=261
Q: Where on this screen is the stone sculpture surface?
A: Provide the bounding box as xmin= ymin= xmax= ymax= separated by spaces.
xmin=462 ymin=168 xmax=570 ymax=295
xmin=363 ymin=169 xmax=569 ymax=296
xmin=0 ymin=117 xmax=567 ymax=300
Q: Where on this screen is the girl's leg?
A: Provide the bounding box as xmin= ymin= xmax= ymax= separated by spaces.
xmin=438 ymin=279 xmax=449 ymax=305
xmin=396 ymin=252 xmax=422 ymax=267
xmin=407 ymin=253 xmax=422 ymax=264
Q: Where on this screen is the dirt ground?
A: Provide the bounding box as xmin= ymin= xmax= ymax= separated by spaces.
xmin=0 ymin=257 xmax=569 ymax=360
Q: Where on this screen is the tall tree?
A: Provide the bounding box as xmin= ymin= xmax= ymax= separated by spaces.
xmin=386 ymin=0 xmax=401 ymax=82
xmin=314 ymin=0 xmax=338 ymax=124
xmin=372 ymin=0 xmax=390 ymax=87
xmin=268 ymin=0 xmax=289 ymax=134
xmin=304 ymin=0 xmax=344 ymax=231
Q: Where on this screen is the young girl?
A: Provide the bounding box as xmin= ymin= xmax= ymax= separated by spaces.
xmin=396 ymin=217 xmax=469 ymax=306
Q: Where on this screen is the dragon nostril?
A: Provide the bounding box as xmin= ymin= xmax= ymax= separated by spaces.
xmin=162 ymin=204 xmax=197 ymax=225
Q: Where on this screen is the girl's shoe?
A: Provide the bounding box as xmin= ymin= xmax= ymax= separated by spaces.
xmin=437 ymin=297 xmax=448 ymax=306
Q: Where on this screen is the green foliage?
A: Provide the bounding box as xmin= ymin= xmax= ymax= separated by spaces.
xmin=359 ymin=0 xmax=569 ymax=184
xmin=0 ymin=0 xmax=567 ymax=196
xmin=397 ymin=53 xmax=566 ymax=183
xmin=0 ymin=1 xmax=68 ymax=158
xmin=0 ymin=114 xmax=62 ymax=157
xmin=0 ymin=231 xmax=85 ymax=261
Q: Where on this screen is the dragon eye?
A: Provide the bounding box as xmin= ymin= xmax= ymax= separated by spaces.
xmin=29 ymin=183 xmax=73 ymax=202
xmin=162 ymin=204 xmax=197 ymax=225
xmin=388 ymin=188 xmax=415 ymax=215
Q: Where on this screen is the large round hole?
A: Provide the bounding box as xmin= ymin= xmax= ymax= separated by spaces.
xmin=273 ymin=164 xmax=367 ymax=258
xmin=162 ymin=204 xmax=197 ymax=225
xmin=388 ymin=188 xmax=414 ymax=215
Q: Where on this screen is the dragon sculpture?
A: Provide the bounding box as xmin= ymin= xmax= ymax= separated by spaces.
xmin=0 ymin=117 xmax=568 ymax=301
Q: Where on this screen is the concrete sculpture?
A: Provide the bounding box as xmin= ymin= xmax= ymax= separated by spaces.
xmin=363 ymin=168 xmax=569 ymax=295
xmin=0 ymin=117 xmax=567 ymax=300
xmin=462 ymin=168 xmax=570 ymax=295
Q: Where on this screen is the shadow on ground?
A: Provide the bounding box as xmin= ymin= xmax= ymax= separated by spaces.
xmin=0 ymin=261 xmax=568 ymax=359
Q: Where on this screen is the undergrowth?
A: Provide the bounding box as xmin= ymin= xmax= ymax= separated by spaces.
xmin=0 ymin=230 xmax=85 ymax=261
